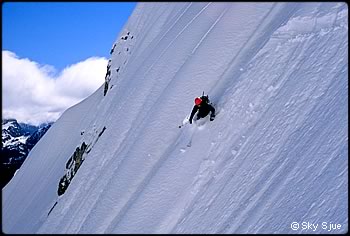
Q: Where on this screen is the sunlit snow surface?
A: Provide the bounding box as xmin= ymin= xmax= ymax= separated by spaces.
xmin=3 ymin=2 xmax=347 ymax=234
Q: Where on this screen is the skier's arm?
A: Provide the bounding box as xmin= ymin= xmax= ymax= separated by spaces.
xmin=209 ymin=104 xmax=215 ymax=115
xmin=189 ymin=106 xmax=198 ymax=124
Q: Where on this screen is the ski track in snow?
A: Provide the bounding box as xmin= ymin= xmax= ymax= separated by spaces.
xmin=171 ymin=4 xmax=347 ymax=233
xmin=3 ymin=2 xmax=348 ymax=234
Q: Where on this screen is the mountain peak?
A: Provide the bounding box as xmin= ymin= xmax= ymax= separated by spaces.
xmin=1 ymin=119 xmax=52 ymax=188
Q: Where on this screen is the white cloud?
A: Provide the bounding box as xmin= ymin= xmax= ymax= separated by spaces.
xmin=2 ymin=50 xmax=108 ymax=126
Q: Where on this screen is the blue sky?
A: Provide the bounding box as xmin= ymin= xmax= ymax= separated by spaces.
xmin=2 ymin=2 xmax=137 ymax=125
xmin=3 ymin=2 xmax=137 ymax=70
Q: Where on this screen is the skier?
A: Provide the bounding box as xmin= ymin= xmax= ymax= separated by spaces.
xmin=189 ymin=95 xmax=215 ymax=124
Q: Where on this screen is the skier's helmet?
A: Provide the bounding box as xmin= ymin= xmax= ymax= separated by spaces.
xmin=195 ymin=97 xmax=202 ymax=105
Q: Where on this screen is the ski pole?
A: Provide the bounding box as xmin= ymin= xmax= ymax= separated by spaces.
xmin=179 ymin=117 xmax=191 ymax=128
xmin=179 ymin=120 xmax=190 ymax=128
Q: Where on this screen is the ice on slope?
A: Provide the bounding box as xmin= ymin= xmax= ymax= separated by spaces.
xmin=3 ymin=2 xmax=348 ymax=234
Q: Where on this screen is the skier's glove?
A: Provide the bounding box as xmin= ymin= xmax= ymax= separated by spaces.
xmin=189 ymin=119 xmax=192 ymax=124
xmin=210 ymin=115 xmax=215 ymax=121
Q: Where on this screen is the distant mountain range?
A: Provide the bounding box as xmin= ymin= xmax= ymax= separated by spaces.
xmin=1 ymin=118 xmax=52 ymax=188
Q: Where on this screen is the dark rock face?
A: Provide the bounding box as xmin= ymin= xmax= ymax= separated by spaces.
xmin=57 ymin=126 xmax=106 ymax=196
xmin=58 ymin=142 xmax=88 ymax=196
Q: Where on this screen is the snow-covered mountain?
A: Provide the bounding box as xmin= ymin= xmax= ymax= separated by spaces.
xmin=2 ymin=2 xmax=348 ymax=234
xmin=2 ymin=119 xmax=33 ymax=149
xmin=1 ymin=119 xmax=52 ymax=188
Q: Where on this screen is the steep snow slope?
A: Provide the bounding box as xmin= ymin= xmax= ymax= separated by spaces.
xmin=3 ymin=2 xmax=347 ymax=234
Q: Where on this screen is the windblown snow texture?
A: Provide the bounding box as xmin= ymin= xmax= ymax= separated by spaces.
xmin=2 ymin=2 xmax=347 ymax=234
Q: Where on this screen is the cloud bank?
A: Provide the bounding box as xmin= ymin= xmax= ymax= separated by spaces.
xmin=2 ymin=50 xmax=108 ymax=125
